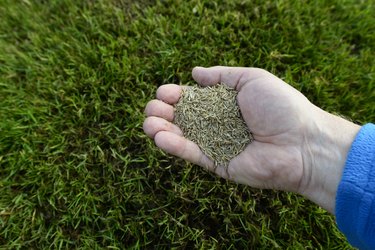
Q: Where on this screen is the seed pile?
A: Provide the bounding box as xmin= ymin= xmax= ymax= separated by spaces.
xmin=174 ymin=84 xmax=253 ymax=168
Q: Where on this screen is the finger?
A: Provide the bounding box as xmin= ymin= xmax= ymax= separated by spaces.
xmin=145 ymin=99 xmax=174 ymax=121
xmin=154 ymin=131 xmax=215 ymax=172
xmin=192 ymin=66 xmax=271 ymax=89
xmin=143 ymin=116 xmax=183 ymax=139
xmin=156 ymin=84 xmax=182 ymax=104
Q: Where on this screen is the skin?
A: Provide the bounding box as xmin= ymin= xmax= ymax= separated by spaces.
xmin=143 ymin=66 xmax=361 ymax=214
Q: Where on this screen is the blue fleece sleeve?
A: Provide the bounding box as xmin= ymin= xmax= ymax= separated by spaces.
xmin=336 ymin=123 xmax=375 ymax=250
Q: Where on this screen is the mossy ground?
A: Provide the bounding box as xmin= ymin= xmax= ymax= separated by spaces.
xmin=0 ymin=0 xmax=374 ymax=249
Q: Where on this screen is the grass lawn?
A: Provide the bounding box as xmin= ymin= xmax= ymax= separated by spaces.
xmin=0 ymin=0 xmax=374 ymax=248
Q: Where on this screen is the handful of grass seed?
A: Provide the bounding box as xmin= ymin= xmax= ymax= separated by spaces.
xmin=174 ymin=84 xmax=253 ymax=168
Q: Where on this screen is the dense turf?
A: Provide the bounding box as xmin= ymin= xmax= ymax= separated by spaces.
xmin=0 ymin=0 xmax=374 ymax=248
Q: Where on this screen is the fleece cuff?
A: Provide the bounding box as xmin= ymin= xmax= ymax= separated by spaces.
xmin=336 ymin=123 xmax=375 ymax=250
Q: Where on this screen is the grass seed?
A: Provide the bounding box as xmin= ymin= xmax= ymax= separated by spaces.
xmin=174 ymin=84 xmax=254 ymax=168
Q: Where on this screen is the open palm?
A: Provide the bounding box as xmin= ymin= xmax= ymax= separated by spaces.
xmin=144 ymin=66 xmax=361 ymax=214
xmin=144 ymin=66 xmax=320 ymax=193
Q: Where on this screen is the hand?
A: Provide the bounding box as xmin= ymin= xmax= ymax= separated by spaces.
xmin=143 ymin=66 xmax=360 ymax=214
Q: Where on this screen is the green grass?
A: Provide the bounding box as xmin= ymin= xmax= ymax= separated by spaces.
xmin=0 ymin=0 xmax=374 ymax=248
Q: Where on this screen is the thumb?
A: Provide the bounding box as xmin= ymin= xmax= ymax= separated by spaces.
xmin=192 ymin=66 xmax=270 ymax=89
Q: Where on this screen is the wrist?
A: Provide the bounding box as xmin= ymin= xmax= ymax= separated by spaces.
xmin=299 ymin=108 xmax=360 ymax=214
